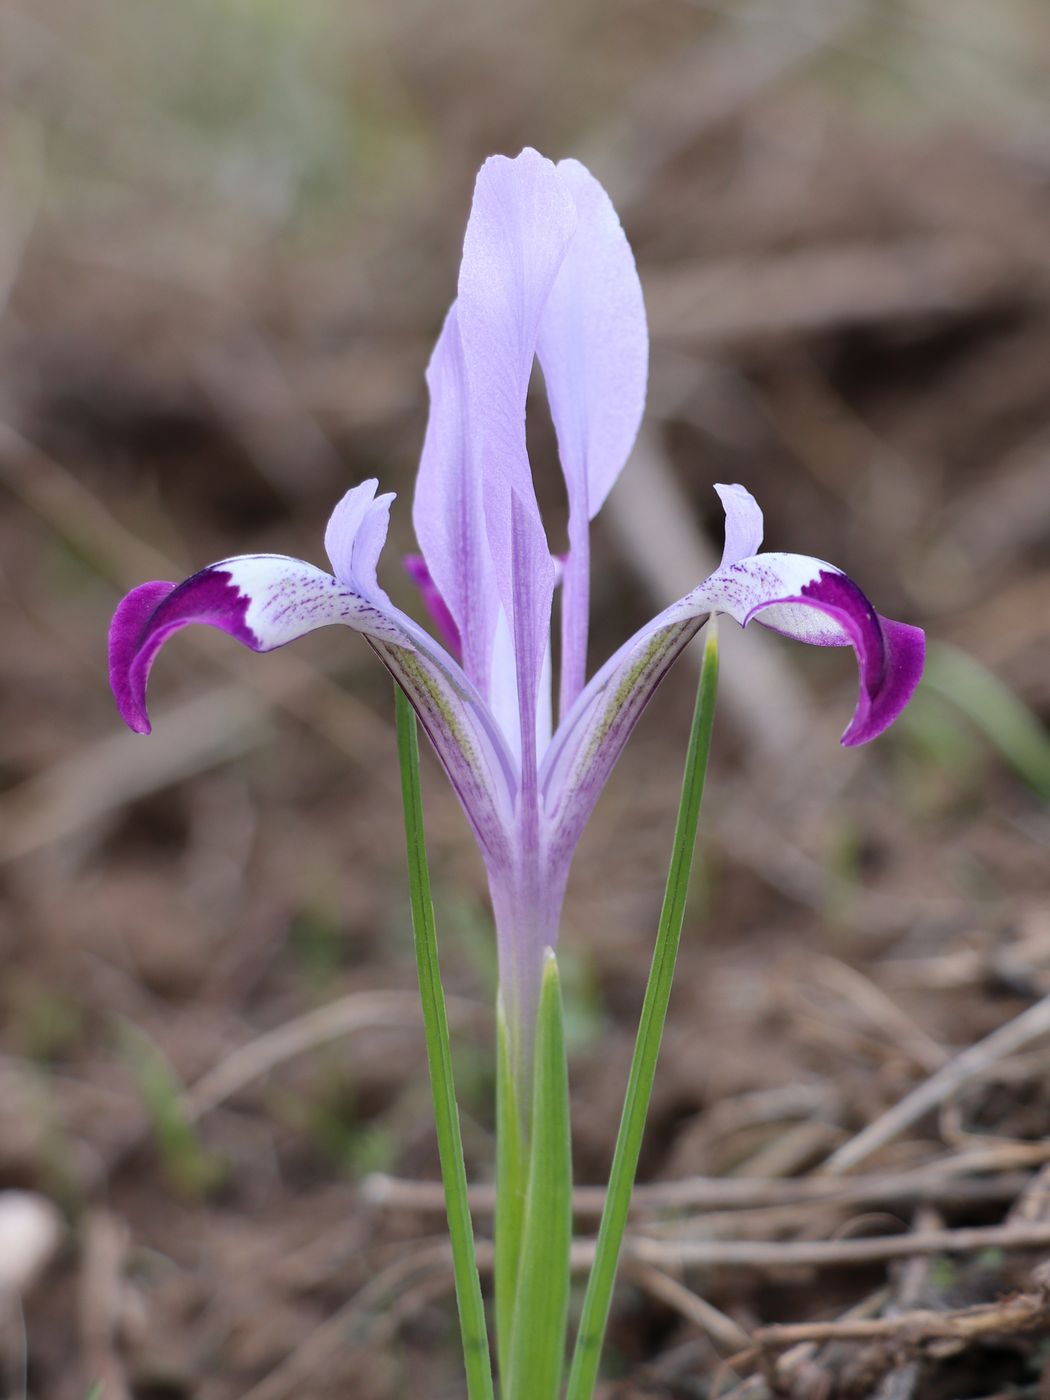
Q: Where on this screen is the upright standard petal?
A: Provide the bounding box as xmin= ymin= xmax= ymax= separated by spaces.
xmin=715 ymin=481 xmax=764 ymax=566
xmin=412 ymin=305 xmax=498 ymax=696
xmin=325 ymin=479 xmax=396 ymax=600
xmin=456 ymin=148 xmax=577 ymax=789
xmin=542 ymin=486 xmax=924 ymax=862
xmin=536 ymin=158 xmax=649 ymax=716
xmin=109 ymin=484 xmax=517 ymax=867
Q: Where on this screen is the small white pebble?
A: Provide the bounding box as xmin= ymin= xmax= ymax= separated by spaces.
xmin=0 ymin=1192 xmax=63 ymax=1293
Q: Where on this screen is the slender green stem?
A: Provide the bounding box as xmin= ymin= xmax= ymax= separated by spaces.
xmin=566 ymin=623 xmax=720 ymax=1400
xmin=508 ymin=950 xmax=573 ymax=1400
xmin=395 ymin=686 xmax=494 ymax=1400
xmin=494 ymin=998 xmax=527 ymax=1396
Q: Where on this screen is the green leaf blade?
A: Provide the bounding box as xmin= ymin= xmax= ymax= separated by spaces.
xmin=395 ymin=686 xmax=495 ymax=1400
xmin=566 ymin=622 xmax=719 ymax=1400
xmin=508 ymin=950 xmax=573 ymax=1400
xmin=495 ymin=997 xmax=527 ymax=1396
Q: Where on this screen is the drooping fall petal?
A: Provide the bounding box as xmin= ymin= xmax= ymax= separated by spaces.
xmin=109 ymin=482 xmax=516 ymax=866
xmin=541 ymin=486 xmax=924 ymax=858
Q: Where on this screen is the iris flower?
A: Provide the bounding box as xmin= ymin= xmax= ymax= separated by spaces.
xmin=109 ymin=149 xmax=923 ymax=1070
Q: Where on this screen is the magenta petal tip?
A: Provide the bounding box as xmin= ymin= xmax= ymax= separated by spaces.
xmin=107 ymin=569 xmax=258 ymax=735
xmin=793 ymin=570 xmax=925 ymax=748
xmin=840 ymin=616 xmax=925 ymax=747
xmin=108 ymin=580 xmax=179 ymax=733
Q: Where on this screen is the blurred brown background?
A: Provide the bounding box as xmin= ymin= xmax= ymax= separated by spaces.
xmin=1 ymin=2 xmax=1049 ymax=1397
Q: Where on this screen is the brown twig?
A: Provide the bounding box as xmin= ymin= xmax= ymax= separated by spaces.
xmin=712 ymin=1287 xmax=891 ymax=1400
xmin=625 ymin=1219 xmax=1050 ymax=1271
xmin=868 ymin=1204 xmax=941 ymax=1400
xmin=362 ymin=1152 xmax=1045 ymax=1220
xmin=239 ymin=1214 xmax=1050 ymax=1399
xmin=730 ymin=1287 xmax=1050 ymax=1369
xmin=623 ymin=1260 xmax=751 ymax=1353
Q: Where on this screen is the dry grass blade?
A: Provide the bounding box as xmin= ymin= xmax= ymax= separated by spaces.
xmin=184 ymin=991 xmax=485 ymax=1122
xmin=812 ymin=956 xmax=949 ymax=1073
xmin=0 ymin=684 xmax=269 ymax=862
xmin=824 ymin=991 xmax=1050 ymax=1174
xmin=624 ymin=1260 xmax=751 ymax=1353
xmin=239 ymin=1241 xmax=457 ymax=1400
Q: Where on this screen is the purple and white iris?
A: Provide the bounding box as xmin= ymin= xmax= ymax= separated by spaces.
xmin=109 ymin=149 xmax=924 ymax=1057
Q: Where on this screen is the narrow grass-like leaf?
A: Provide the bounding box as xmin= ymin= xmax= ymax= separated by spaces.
xmin=495 ymin=997 xmax=527 ymax=1396
xmin=117 ymin=1022 xmax=224 ymax=1199
xmin=508 ymin=950 xmax=572 ymax=1400
xmin=923 ymin=641 xmax=1050 ymax=802
xmin=395 ymin=685 xmax=494 ymax=1400
xmin=566 ymin=622 xmax=719 ymax=1400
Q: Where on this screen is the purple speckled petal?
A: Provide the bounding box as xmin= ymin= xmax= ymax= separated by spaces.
xmin=536 ymin=158 xmax=648 ymax=716
xmin=109 ymin=509 xmax=519 ymax=867
xmin=540 ymin=608 xmax=702 ymax=863
xmin=541 ymin=491 xmax=924 ymax=863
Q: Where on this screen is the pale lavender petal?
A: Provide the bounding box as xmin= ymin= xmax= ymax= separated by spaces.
xmin=109 ymin=548 xmax=517 ymax=866
xmin=536 ymin=635 xmax=554 ymax=759
xmin=715 ymin=482 xmax=764 ymax=566
xmin=488 ymin=606 xmax=522 ymax=766
xmin=324 ymin=479 xmax=397 ymax=601
xmin=541 ymin=609 xmax=702 ymax=861
xmin=535 ymin=158 xmax=648 ymax=715
xmin=539 ymin=159 xmax=648 ymax=523
xmin=457 ymin=149 xmax=576 ymax=785
xmin=543 ymin=529 xmax=923 ymax=860
xmin=487 ymin=862 xmax=568 ymax=1076
xmin=412 ymin=305 xmax=498 ymax=695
